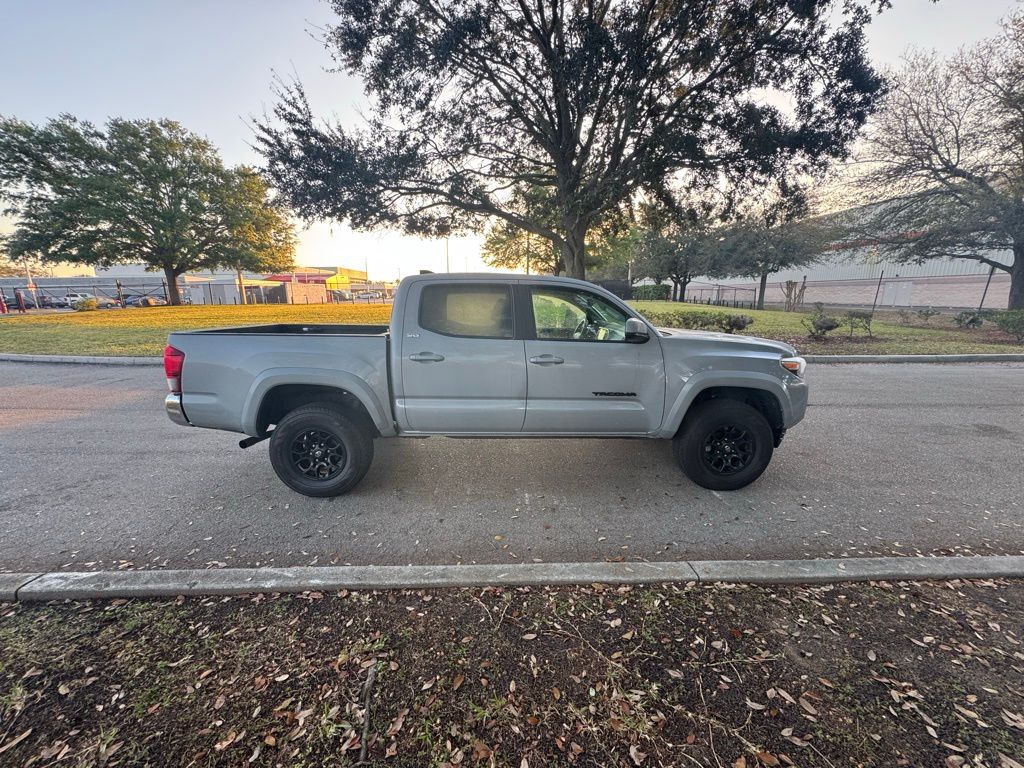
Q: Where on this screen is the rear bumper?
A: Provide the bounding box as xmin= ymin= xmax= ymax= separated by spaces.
xmin=165 ymin=393 xmax=191 ymax=426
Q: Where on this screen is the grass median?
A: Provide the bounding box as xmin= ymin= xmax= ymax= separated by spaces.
xmin=0 ymin=301 xmax=1021 ymax=357
xmin=1 ymin=580 xmax=1022 ymax=766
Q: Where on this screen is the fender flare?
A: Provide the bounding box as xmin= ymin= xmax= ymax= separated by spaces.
xmin=660 ymin=370 xmax=791 ymax=438
xmin=241 ymin=368 xmax=393 ymax=436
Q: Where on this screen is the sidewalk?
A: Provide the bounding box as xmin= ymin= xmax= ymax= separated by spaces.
xmin=1 ymin=580 xmax=1022 ymax=766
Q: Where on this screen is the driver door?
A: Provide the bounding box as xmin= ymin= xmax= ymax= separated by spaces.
xmin=522 ymin=284 xmax=664 ymax=434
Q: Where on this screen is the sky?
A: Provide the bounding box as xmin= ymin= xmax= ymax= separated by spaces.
xmin=0 ymin=0 xmax=1018 ymax=279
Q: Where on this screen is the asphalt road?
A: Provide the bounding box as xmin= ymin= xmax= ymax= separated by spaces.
xmin=1 ymin=361 xmax=1022 ymax=573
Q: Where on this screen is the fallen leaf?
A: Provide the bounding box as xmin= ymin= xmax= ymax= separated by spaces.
xmin=732 ymin=757 xmax=747 ymax=768
xmin=551 ymin=687 xmax=561 ymax=700
xmin=214 ymin=694 xmax=226 ymax=710
xmin=452 ymin=674 xmax=465 ymax=692
xmin=757 ymin=751 xmax=781 ymax=767
xmin=522 ymin=633 xmax=537 ymax=641
xmin=630 ymin=744 xmax=647 ymax=765
xmin=798 ymin=698 xmax=818 ymax=716
xmin=0 ymin=729 xmax=31 ymax=755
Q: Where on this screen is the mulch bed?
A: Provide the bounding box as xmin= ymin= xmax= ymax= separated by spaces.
xmin=1 ymin=580 xmax=1022 ymax=767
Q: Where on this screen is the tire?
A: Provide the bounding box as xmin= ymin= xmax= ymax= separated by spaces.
xmin=268 ymin=404 xmax=374 ymax=497
xmin=673 ymin=399 xmax=774 ymax=491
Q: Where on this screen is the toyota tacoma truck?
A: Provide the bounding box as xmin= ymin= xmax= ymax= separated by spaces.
xmin=164 ymin=274 xmax=807 ymax=496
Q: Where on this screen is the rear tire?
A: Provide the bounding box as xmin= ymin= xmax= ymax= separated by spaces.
xmin=673 ymin=399 xmax=773 ymax=491
xmin=268 ymin=404 xmax=374 ymax=497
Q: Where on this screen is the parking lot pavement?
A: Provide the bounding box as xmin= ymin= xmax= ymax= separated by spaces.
xmin=1 ymin=361 xmax=1022 ymax=573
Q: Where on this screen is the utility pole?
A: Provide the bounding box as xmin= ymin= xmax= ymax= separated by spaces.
xmin=445 ymin=236 xmax=450 ymax=272
xmin=236 ymin=267 xmax=248 ymax=305
xmin=525 ymin=232 xmax=531 ymax=275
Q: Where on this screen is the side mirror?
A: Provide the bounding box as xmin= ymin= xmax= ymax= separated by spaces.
xmin=624 ymin=317 xmax=650 ymax=343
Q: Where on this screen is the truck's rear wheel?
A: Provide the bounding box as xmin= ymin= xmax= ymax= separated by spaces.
xmin=673 ymin=400 xmax=773 ymax=491
xmin=268 ymin=404 xmax=373 ymax=497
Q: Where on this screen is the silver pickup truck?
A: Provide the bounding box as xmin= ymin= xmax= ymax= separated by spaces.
xmin=164 ymin=274 xmax=807 ymax=496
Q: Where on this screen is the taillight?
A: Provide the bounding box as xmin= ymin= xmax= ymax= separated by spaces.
xmin=163 ymin=345 xmax=184 ymax=393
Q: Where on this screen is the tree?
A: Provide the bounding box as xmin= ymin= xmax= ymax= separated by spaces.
xmin=256 ymin=0 xmax=885 ymax=281
xmin=632 ymin=206 xmax=725 ymax=301
xmin=851 ymin=14 xmax=1024 ymax=309
xmin=715 ymin=183 xmax=835 ymax=309
xmin=0 ymin=117 xmax=296 ymax=304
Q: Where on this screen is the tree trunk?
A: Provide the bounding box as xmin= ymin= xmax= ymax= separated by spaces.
xmin=757 ymin=269 xmax=770 ymax=310
xmin=559 ymin=227 xmax=587 ymax=280
xmin=670 ymin=279 xmax=681 ymax=302
xmin=680 ymin=277 xmax=690 ymax=303
xmin=163 ymin=265 xmax=182 ymax=305
xmin=1010 ymin=243 xmax=1024 ymax=310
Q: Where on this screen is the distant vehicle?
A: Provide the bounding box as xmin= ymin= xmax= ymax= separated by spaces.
xmin=164 ymin=273 xmax=808 ymax=497
xmin=124 ymin=295 xmax=167 ymax=307
xmin=330 ymin=289 xmax=353 ymax=302
xmin=94 ymin=296 xmax=121 ymax=309
xmin=355 ymin=290 xmax=381 ymax=299
xmin=3 ymin=293 xmax=38 ymax=309
xmin=61 ymin=292 xmax=93 ymax=307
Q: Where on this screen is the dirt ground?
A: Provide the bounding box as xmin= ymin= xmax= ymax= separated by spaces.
xmin=1 ymin=580 xmax=1023 ymax=767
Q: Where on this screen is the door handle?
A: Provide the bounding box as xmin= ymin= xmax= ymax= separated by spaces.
xmin=409 ymin=352 xmax=445 ymax=363
xmin=529 ymin=354 xmax=564 ymax=366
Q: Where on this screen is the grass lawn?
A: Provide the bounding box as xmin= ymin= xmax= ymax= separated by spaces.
xmin=631 ymin=301 xmax=1024 ymax=355
xmin=0 ymin=301 xmax=1021 ymax=356
xmin=0 ymin=304 xmax=393 ymax=356
xmin=1 ymin=580 xmax=1022 ymax=766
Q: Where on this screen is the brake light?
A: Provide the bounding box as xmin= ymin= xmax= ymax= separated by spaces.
xmin=163 ymin=345 xmax=184 ymax=393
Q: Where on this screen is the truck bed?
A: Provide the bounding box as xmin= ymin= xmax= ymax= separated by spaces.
xmin=168 ymin=325 xmax=394 ymax=436
xmin=186 ymin=323 xmax=390 ymax=336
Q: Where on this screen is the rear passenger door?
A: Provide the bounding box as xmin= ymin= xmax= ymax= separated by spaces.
xmin=397 ymin=281 xmax=527 ymax=433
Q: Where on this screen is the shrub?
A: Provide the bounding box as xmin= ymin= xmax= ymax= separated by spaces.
xmin=896 ymin=309 xmax=912 ymax=326
xmin=915 ymin=307 xmax=940 ymax=324
xmin=953 ymin=310 xmax=983 ymax=329
xmin=631 ymin=284 xmax=671 ymax=301
xmin=993 ymin=309 xmax=1024 ymax=342
xmin=845 ymin=310 xmax=873 ymax=338
xmin=73 ymin=298 xmax=98 ymax=311
xmin=802 ymin=306 xmax=841 ymax=340
xmin=640 ymin=309 xmax=754 ymax=334
xmin=719 ymin=314 xmax=754 ymax=334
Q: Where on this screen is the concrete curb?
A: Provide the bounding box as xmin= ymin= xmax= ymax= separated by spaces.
xmin=7 ymin=556 xmax=1023 ymax=602
xmin=3 ymin=351 xmax=1022 ymax=367
xmin=804 ymin=353 xmax=1024 ymax=364
xmin=0 ymin=573 xmax=42 ymax=602
xmin=0 ymin=352 xmax=161 ymax=366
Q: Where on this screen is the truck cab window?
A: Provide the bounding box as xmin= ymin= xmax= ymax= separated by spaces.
xmin=531 ymin=287 xmax=628 ymax=342
xmin=419 ymin=284 xmax=514 ymax=338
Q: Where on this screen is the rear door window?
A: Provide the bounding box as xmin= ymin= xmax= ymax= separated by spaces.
xmin=418 ymin=284 xmax=515 ymax=339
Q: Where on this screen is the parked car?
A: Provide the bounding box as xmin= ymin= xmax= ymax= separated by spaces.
xmin=61 ymin=292 xmax=93 ymax=307
xmin=355 ymin=290 xmax=381 ymax=299
xmin=164 ymin=274 xmax=808 ymax=497
xmin=94 ymin=296 xmax=121 ymax=309
xmin=3 ymin=293 xmax=38 ymax=309
xmin=124 ymin=295 xmax=167 ymax=307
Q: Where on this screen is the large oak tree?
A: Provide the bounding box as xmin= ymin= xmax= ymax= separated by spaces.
xmin=256 ymin=0 xmax=885 ymax=280
xmin=0 ymin=117 xmax=296 ymax=304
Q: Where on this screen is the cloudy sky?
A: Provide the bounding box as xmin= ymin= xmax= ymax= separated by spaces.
xmin=0 ymin=0 xmax=1018 ymax=279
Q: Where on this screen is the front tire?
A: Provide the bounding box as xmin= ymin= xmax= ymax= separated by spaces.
xmin=673 ymin=400 xmax=773 ymax=491
xmin=268 ymin=404 xmax=374 ymax=497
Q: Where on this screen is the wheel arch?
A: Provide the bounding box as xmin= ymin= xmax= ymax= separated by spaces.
xmin=663 ymin=373 xmax=789 ymax=445
xmin=242 ymin=369 xmax=393 ymax=437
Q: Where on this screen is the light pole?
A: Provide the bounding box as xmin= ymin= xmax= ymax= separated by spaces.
xmin=445 ymin=236 xmax=450 ymax=272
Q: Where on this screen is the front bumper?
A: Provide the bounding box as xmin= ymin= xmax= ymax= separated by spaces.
xmin=165 ymin=393 xmax=191 ymax=426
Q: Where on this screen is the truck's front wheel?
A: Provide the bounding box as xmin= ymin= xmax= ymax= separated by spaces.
xmin=673 ymin=400 xmax=773 ymax=491
xmin=268 ymin=404 xmax=374 ymax=497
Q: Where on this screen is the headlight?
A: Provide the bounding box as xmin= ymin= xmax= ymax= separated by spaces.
xmin=780 ymin=356 xmax=806 ymax=377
